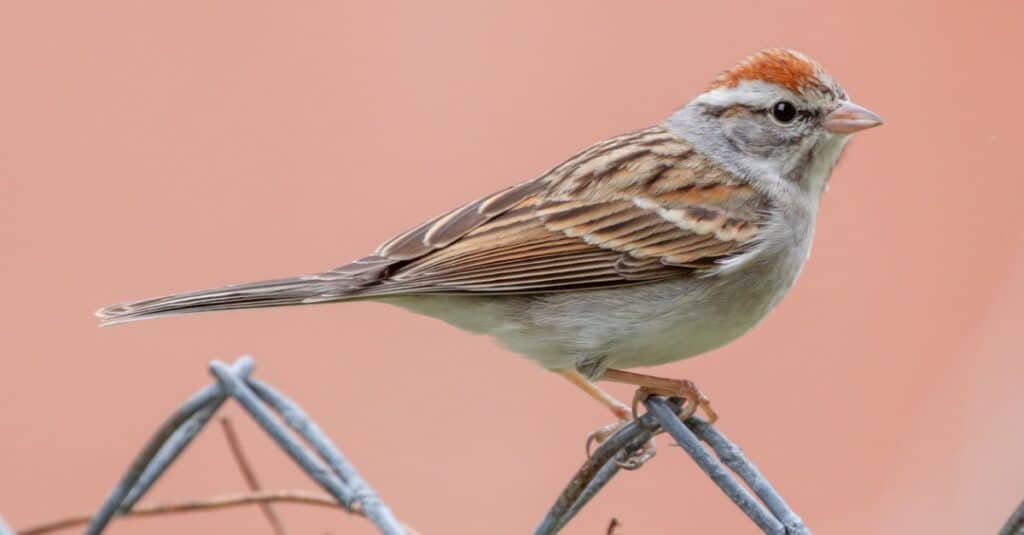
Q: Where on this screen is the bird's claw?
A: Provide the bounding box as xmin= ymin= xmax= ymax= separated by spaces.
xmin=630 ymin=379 xmax=718 ymax=423
xmin=615 ymin=441 xmax=657 ymax=470
xmin=584 ymin=419 xmax=657 ymax=470
xmin=585 ymin=421 xmax=625 ymax=458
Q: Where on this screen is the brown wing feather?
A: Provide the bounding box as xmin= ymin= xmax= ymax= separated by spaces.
xmin=315 ymin=125 xmax=772 ymax=296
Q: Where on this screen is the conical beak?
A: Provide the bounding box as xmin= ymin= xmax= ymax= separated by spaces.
xmin=824 ymin=100 xmax=883 ymax=134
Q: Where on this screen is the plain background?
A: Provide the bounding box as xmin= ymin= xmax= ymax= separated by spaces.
xmin=3 ymin=2 xmax=1023 ymax=533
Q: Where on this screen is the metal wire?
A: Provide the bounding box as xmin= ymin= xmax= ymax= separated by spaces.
xmin=5 ymin=357 xmax=1023 ymax=534
xmin=1001 ymin=498 xmax=1024 ymax=535
xmin=535 ymin=396 xmax=811 ymax=535
xmin=688 ymin=418 xmax=808 ymax=534
xmin=647 ymin=398 xmax=790 ymax=534
xmin=78 ymin=356 xmax=406 ymax=535
xmin=5 ymin=359 xmax=807 ymax=535
xmin=533 ymin=409 xmax=662 ymax=534
xmin=83 ymin=358 xmax=253 ymax=534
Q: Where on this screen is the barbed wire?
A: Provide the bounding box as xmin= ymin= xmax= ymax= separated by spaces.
xmin=3 ymin=355 xmax=1017 ymax=534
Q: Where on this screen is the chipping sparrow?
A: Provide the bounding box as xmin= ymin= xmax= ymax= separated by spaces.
xmin=98 ymin=49 xmax=881 ymax=465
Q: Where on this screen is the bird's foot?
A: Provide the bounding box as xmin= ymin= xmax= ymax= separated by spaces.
xmin=557 ymin=368 xmax=660 ymax=469
xmin=585 ymin=418 xmax=657 ymax=470
xmin=630 ymin=379 xmax=718 ymax=423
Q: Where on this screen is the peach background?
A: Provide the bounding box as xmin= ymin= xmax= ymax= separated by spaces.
xmin=2 ymin=2 xmax=1022 ymax=534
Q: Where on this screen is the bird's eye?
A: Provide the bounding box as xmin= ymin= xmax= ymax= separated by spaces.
xmin=770 ymin=101 xmax=798 ymax=124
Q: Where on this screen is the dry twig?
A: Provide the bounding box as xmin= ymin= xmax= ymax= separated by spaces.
xmin=18 ymin=490 xmax=338 ymax=535
xmin=220 ymin=415 xmax=288 ymax=535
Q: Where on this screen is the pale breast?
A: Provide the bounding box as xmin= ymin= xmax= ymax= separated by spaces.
xmin=600 ymin=211 xmax=813 ymax=370
xmin=554 ymin=220 xmax=810 ymax=371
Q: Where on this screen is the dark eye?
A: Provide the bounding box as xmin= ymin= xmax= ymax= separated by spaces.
xmin=770 ymin=101 xmax=798 ymax=124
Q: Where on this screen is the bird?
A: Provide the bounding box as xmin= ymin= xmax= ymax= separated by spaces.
xmin=98 ymin=48 xmax=881 ymax=466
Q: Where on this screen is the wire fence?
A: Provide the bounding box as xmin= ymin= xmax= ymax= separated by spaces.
xmin=9 ymin=356 xmax=405 ymax=535
xmin=4 ymin=355 xmax=1020 ymax=534
xmin=534 ymin=396 xmax=809 ymax=534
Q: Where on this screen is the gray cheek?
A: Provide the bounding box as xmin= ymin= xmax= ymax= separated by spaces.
xmin=722 ymin=117 xmax=789 ymax=158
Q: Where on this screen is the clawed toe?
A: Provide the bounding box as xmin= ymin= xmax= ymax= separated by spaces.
xmin=630 ymin=380 xmax=718 ymax=423
xmin=616 ymin=439 xmax=657 ymax=470
xmin=584 ymin=419 xmax=658 ymax=470
xmin=585 ymin=421 xmax=627 ymax=457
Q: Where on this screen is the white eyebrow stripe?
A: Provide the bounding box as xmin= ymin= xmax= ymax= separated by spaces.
xmin=695 ymin=81 xmax=801 ymax=110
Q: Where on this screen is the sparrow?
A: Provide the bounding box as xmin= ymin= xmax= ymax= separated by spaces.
xmin=98 ymin=49 xmax=881 ymax=466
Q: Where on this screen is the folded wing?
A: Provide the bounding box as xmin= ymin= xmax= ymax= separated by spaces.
xmin=313 ymin=126 xmax=770 ymax=297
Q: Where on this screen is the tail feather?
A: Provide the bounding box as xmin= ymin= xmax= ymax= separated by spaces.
xmin=96 ymin=276 xmax=350 ymax=326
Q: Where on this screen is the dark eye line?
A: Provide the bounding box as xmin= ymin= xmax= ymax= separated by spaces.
xmin=762 ymin=105 xmax=819 ymax=122
xmin=699 ymin=102 xmax=820 ymax=122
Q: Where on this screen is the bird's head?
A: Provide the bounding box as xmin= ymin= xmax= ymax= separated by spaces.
xmin=669 ymin=48 xmax=882 ymax=195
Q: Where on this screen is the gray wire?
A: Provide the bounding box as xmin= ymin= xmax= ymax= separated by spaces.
xmin=247 ymin=375 xmax=404 ymax=533
xmin=209 ymin=360 xmax=359 ymax=509
xmin=84 ymin=357 xmax=253 ymax=535
xmin=690 ymin=419 xmax=809 ymax=534
xmin=121 ymin=394 xmax=227 ymax=508
xmin=78 ymin=356 xmax=406 ymax=535
xmin=535 ymin=396 xmax=812 ymax=534
xmin=534 ymin=413 xmax=658 ymax=535
xmin=30 ymin=355 xmax=815 ymax=535
xmin=646 ymin=397 xmax=785 ymax=534
xmin=1000 ymin=498 xmax=1024 ymax=535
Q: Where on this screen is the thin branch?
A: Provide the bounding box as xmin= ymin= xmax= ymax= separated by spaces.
xmin=605 ymin=518 xmax=621 ymax=535
xmin=220 ymin=415 xmax=288 ymax=535
xmin=17 ymin=490 xmax=338 ymax=535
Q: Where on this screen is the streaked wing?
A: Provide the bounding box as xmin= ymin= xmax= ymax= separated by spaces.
xmin=311 ymin=126 xmax=771 ymax=297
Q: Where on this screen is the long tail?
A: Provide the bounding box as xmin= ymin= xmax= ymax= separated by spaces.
xmin=96 ymin=276 xmax=352 ymax=326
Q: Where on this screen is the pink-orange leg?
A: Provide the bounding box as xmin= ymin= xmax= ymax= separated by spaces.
xmin=558 ymin=370 xmax=657 ymax=468
xmin=601 ymin=368 xmax=719 ymax=423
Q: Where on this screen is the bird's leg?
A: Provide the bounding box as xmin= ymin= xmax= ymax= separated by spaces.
xmin=559 ymin=369 xmax=632 ymax=420
xmin=601 ymin=368 xmax=718 ymax=423
xmin=558 ymin=370 xmax=657 ymax=469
